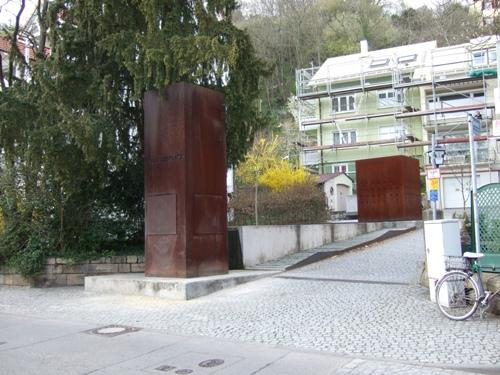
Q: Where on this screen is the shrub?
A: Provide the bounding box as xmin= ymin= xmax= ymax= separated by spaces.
xmin=258 ymin=160 xmax=315 ymax=192
xmin=229 ymin=182 xmax=328 ymax=225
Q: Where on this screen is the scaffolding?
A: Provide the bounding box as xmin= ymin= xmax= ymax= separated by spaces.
xmin=295 ymin=37 xmax=500 ymax=175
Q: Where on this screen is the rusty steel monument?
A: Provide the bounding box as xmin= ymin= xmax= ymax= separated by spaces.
xmin=143 ymin=82 xmax=228 ymax=278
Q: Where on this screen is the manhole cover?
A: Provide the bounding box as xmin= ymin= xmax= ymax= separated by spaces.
xmin=155 ymin=365 xmax=176 ymax=372
xmin=86 ymin=325 xmax=141 ymax=337
xmin=97 ymin=327 xmax=127 ymax=334
xmin=175 ymin=370 xmax=193 ymax=375
xmin=198 ymin=359 xmax=224 ymax=368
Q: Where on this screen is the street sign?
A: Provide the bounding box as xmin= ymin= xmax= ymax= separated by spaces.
xmin=427 ymin=168 xmax=441 ymax=179
xmin=429 ymin=178 xmax=439 ymax=190
xmin=429 ymin=190 xmax=438 ymax=202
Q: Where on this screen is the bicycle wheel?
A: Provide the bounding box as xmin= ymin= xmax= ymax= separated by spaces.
xmin=435 ymin=271 xmax=479 ymax=321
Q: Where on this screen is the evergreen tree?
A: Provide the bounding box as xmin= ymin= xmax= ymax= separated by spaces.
xmin=0 ymin=0 xmax=269 ymax=274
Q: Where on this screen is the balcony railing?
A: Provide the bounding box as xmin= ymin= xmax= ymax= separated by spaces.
xmin=300 ymin=150 xmax=321 ymax=166
xmin=437 ymin=140 xmax=492 ymax=165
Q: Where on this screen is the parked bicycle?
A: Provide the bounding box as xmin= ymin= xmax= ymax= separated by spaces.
xmin=435 ymin=252 xmax=500 ymax=321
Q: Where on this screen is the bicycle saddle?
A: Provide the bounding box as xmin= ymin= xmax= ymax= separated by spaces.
xmin=463 ymin=252 xmax=485 ymax=258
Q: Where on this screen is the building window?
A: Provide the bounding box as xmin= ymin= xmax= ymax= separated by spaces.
xmin=333 ymin=164 xmax=348 ymax=173
xmin=377 ymin=90 xmax=402 ymax=108
xmin=473 ymin=51 xmax=486 ymax=66
xmin=397 ymin=54 xmax=417 ymax=64
xmin=489 ymin=48 xmax=497 ymax=63
xmin=379 ymin=125 xmax=404 ymax=140
xmin=427 ymin=91 xmax=485 ymax=119
xmin=472 ymin=48 xmax=497 ymax=67
xmin=333 ymin=130 xmax=357 ymax=145
xmin=370 ymin=58 xmax=389 ymax=68
xmin=332 ymin=95 xmax=355 ymax=113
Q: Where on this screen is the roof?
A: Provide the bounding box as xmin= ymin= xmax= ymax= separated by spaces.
xmin=317 ymin=172 xmax=353 ymax=184
xmin=0 ymin=37 xmax=50 ymax=60
xmin=311 ymin=41 xmax=437 ymax=83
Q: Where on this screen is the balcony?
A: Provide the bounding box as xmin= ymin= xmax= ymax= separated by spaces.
xmin=296 ymin=64 xmax=395 ymax=99
xmin=436 ymin=140 xmax=492 ymax=166
xmin=300 ymin=150 xmax=321 ymax=166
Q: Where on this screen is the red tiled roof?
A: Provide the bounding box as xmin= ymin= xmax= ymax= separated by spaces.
xmin=0 ymin=37 xmax=50 ymax=60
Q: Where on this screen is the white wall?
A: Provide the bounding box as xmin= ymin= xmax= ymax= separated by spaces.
xmin=239 ymin=221 xmax=415 ymax=268
xmin=239 ymin=225 xmax=301 ymax=267
xmin=441 ymin=171 xmax=500 ymax=209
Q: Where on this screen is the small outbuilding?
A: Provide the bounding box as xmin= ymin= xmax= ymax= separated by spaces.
xmin=318 ymin=173 xmax=354 ymax=212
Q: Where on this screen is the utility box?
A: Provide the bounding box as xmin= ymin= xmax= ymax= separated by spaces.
xmin=356 ymin=156 xmax=422 ymax=222
xmin=424 ymin=219 xmax=462 ymax=302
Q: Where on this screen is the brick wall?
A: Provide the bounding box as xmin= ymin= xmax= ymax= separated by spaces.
xmin=0 ymin=255 xmax=145 ymax=287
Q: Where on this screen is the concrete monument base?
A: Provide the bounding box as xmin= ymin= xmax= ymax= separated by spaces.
xmin=84 ymin=271 xmax=277 ymax=300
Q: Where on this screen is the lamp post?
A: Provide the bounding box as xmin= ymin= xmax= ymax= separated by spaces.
xmin=468 ymin=113 xmax=481 ymax=254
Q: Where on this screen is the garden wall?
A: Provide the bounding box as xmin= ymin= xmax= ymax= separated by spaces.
xmin=0 ymin=256 xmax=144 ymax=287
xmin=239 ymin=221 xmax=419 ymax=268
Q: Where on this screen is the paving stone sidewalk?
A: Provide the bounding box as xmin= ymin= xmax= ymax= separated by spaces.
xmin=246 ymin=226 xmax=416 ymax=271
xmin=0 ymin=229 xmax=499 ymax=374
xmin=0 ymin=312 xmax=482 ymax=375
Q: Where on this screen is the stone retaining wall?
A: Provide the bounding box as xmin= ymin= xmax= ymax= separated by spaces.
xmin=239 ymin=221 xmax=419 ymax=268
xmin=0 ymin=255 xmax=144 ymax=287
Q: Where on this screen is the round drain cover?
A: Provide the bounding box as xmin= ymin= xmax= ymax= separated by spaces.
xmin=96 ymin=327 xmax=127 ymax=334
xmin=198 ymin=359 xmax=224 ymax=368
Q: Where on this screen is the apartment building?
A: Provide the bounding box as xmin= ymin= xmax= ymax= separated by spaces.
xmin=295 ymin=36 xmax=500 ymax=216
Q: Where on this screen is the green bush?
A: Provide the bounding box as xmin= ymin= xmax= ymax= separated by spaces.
xmin=0 ymin=218 xmax=49 ymax=277
xmin=229 ymin=182 xmax=328 ymax=225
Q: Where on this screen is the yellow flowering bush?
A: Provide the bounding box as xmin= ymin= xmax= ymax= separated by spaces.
xmin=259 ymin=160 xmax=314 ymax=192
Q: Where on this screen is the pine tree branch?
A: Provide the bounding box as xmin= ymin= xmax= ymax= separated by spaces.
xmin=7 ymin=0 xmax=26 ymax=86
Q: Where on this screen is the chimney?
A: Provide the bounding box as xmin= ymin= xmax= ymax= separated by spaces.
xmin=360 ymin=40 xmax=368 ymax=55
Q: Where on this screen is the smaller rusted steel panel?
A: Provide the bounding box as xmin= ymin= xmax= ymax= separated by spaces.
xmin=143 ymin=82 xmax=228 ymax=278
xmin=356 ymin=156 xmax=422 ymax=222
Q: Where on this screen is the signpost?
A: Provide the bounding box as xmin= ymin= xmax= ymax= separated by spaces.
xmin=427 ymin=168 xmax=441 ymax=180
xmin=428 ymin=135 xmax=445 ymax=219
xmin=468 ymin=113 xmax=481 ymax=254
xmin=429 ymin=190 xmax=438 ymax=202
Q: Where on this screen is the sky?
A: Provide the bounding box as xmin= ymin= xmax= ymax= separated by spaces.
xmin=0 ymin=0 xmax=37 ymax=26
xmin=0 ymin=0 xmax=461 ymax=26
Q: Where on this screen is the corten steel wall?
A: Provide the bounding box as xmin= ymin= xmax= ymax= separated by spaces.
xmin=356 ymin=156 xmax=422 ymax=222
xmin=143 ymin=82 xmax=228 ymax=278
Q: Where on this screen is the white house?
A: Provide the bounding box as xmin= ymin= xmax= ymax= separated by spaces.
xmin=318 ymin=173 xmax=354 ymax=212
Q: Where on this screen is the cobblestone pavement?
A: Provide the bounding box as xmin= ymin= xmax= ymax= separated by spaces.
xmin=1 ymin=230 xmax=499 ymax=373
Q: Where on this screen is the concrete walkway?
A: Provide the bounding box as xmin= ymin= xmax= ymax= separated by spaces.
xmin=246 ymin=227 xmax=416 ymax=271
